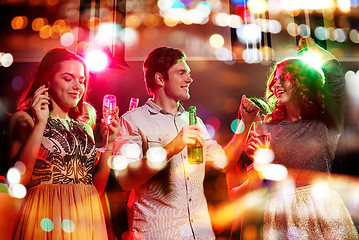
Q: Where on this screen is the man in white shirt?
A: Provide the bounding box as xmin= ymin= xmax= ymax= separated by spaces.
xmin=116 ymin=47 xmax=258 ymax=239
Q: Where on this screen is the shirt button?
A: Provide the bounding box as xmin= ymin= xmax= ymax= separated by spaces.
xmin=191 ymin=219 xmax=194 ymax=223
xmin=189 ymin=198 xmax=192 ymax=202
xmin=186 ymin=176 xmax=189 ymax=180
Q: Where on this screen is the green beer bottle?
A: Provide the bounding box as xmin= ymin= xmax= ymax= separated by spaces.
xmin=188 ymin=106 xmax=203 ymax=164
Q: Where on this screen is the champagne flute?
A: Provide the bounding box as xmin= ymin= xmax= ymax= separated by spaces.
xmin=253 ymin=120 xmax=269 ymax=148
xmin=102 ymin=94 xmax=116 ymax=151
xmin=128 ymin=97 xmax=139 ymax=111
xmin=252 ymin=120 xmax=274 ymax=168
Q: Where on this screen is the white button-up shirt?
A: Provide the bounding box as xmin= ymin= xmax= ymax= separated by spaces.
xmin=118 ymin=99 xmax=226 ymax=240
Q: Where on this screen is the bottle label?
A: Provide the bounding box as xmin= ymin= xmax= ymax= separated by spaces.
xmin=188 ymin=144 xmax=203 ymax=164
xmin=188 ymin=105 xmax=203 ymax=164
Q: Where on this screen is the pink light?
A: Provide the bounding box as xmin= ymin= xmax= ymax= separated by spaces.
xmin=85 ymin=50 xmax=108 ymax=72
xmin=206 ymin=116 xmax=220 ymax=131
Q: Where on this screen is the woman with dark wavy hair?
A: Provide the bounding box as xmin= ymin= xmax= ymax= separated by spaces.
xmin=245 ymin=37 xmax=359 ymax=239
xmin=265 ymin=57 xmax=326 ymax=124
xmin=9 ymin=48 xmax=119 ymax=239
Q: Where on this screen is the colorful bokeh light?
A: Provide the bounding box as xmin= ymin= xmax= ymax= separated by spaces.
xmin=62 ymin=219 xmax=75 ymax=233
xmin=41 ymin=218 xmax=54 ymax=232
xmin=85 ymin=50 xmax=108 ymax=72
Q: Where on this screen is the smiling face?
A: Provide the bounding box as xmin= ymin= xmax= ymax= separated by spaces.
xmin=163 ymin=60 xmax=193 ymax=102
xmin=49 ymin=60 xmax=86 ymax=113
xmin=272 ymin=66 xmax=299 ymax=107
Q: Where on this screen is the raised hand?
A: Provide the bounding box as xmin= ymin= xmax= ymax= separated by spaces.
xmin=297 ymin=36 xmax=335 ymax=62
xmin=31 ymin=85 xmax=50 ymax=124
xmin=239 ymin=95 xmax=259 ymax=125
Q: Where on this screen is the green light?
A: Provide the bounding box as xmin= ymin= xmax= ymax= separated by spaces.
xmin=62 ymin=219 xmax=75 ymax=233
xmin=40 ymin=218 xmax=54 ymax=232
xmin=231 ymin=119 xmax=245 ymax=134
xmin=299 ymin=53 xmax=325 ymax=82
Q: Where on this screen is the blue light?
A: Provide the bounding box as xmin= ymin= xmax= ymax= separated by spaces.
xmin=236 ymin=23 xmax=262 ymax=44
xmin=314 ymin=27 xmax=329 ymax=41
xmin=205 ymin=124 xmax=216 ymax=138
xmin=352 ymin=0 xmax=359 ymax=7
xmin=198 ymin=1 xmax=212 ymax=11
xmin=12 ymin=76 xmax=24 ymax=91
xmin=231 ymin=0 xmax=248 ymax=6
xmin=171 ymin=0 xmax=186 ymax=9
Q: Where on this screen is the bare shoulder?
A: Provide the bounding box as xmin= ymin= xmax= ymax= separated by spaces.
xmin=9 ymin=111 xmax=34 ymax=129
xmin=8 ymin=111 xmax=35 ymax=143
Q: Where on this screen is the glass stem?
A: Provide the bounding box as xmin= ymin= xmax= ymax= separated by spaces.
xmin=105 ymin=131 xmax=109 ymax=150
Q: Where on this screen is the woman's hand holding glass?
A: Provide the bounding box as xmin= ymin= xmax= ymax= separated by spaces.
xmin=100 ymin=106 xmax=119 ymax=151
xmin=244 ymin=121 xmax=271 ymax=161
xmin=100 ymin=94 xmax=120 ymax=152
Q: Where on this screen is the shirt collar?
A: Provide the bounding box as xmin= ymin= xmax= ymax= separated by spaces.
xmin=145 ymin=99 xmax=185 ymax=116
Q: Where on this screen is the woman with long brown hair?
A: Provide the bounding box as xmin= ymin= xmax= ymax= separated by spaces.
xmin=9 ymin=48 xmax=118 ymax=239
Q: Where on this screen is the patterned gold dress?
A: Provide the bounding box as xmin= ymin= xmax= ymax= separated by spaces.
xmin=12 ymin=116 xmax=108 ymax=240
